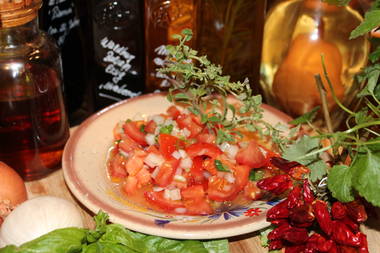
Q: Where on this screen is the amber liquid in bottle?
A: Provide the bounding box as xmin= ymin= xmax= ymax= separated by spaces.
xmin=145 ymin=0 xmax=197 ymax=92
xmin=0 ymin=3 xmax=70 ymax=180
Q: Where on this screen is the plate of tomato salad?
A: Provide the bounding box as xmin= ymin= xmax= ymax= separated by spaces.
xmin=62 ymin=93 xmax=293 ymax=239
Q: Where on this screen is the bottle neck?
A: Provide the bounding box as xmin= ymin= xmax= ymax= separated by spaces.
xmin=0 ymin=17 xmax=40 ymax=48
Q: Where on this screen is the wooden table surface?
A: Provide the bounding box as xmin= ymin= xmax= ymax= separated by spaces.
xmin=25 ymin=169 xmax=380 ymax=253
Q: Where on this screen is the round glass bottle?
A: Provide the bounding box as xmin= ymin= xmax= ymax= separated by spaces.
xmin=0 ymin=0 xmax=70 ymax=180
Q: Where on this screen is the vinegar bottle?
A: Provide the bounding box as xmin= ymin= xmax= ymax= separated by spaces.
xmin=86 ymin=0 xmax=145 ymax=111
xmin=196 ymin=0 xmax=267 ymax=95
xmin=261 ymin=0 xmax=369 ymax=116
xmin=0 ymin=0 xmax=70 ymax=180
xmin=144 ymin=0 xmax=197 ymax=92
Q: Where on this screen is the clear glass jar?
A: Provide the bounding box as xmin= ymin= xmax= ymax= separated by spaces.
xmin=0 ymin=0 xmax=70 ymax=180
xmin=261 ymin=0 xmax=369 ymax=116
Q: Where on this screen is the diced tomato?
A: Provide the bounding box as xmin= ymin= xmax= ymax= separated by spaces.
xmin=176 ymin=114 xmax=203 ymax=137
xmin=183 ymin=198 xmax=213 ymax=215
xmin=123 ymin=176 xmax=138 ymax=194
xmin=189 ymin=156 xmax=205 ymax=183
xmin=181 ymin=185 xmax=205 ymax=200
xmin=145 ymin=120 xmax=157 ymax=134
xmin=146 ymin=145 xmax=160 ymax=154
xmin=136 ymin=166 xmax=152 ymax=186
xmin=118 ymin=134 xmax=140 ymax=154
xmin=154 ymin=158 xmax=180 ymax=187
xmin=158 ymin=133 xmax=185 ymax=159
xmin=233 ymin=165 xmax=251 ymax=192
xmin=236 ymin=140 xmax=266 ymax=168
xmin=123 ymin=121 xmax=147 ymax=146
xmin=167 ymin=105 xmax=181 ymax=119
xmin=244 ymin=181 xmax=263 ymax=200
xmin=207 ymin=176 xmax=237 ymax=202
xmin=145 ymin=191 xmax=184 ymax=212
xmin=202 ymin=158 xmax=217 ymax=175
xmin=108 ymin=153 xmax=127 ymax=178
xmin=126 ymin=149 xmax=147 ymax=176
xmin=186 ymin=142 xmax=222 ymax=158
xmin=196 ymin=129 xmax=216 ymax=144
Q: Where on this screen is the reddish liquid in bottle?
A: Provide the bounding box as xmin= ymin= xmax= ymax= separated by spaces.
xmin=0 ymin=63 xmax=69 ymax=180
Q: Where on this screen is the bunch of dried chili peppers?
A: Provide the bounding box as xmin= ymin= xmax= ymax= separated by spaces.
xmin=257 ymin=157 xmax=369 ymax=253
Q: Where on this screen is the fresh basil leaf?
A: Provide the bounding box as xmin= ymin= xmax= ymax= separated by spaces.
xmin=327 ymin=164 xmax=355 ymax=202
xmin=214 ymin=159 xmax=231 ymax=172
xmin=351 ymin=144 xmax=380 ymax=207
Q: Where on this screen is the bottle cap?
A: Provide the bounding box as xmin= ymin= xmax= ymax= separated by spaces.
xmin=0 ymin=0 xmax=42 ymax=28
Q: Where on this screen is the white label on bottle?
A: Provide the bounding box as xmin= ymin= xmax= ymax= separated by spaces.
xmin=153 ymin=45 xmax=170 ymax=88
xmin=46 ymin=0 xmax=80 ymax=46
xmin=98 ymin=37 xmax=141 ymax=100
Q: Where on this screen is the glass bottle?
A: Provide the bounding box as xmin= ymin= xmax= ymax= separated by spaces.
xmin=86 ymin=0 xmax=145 ymax=111
xmin=0 ymin=0 xmax=70 ymax=180
xmin=39 ymin=0 xmax=92 ymax=125
xmin=261 ymin=0 xmax=369 ymax=116
xmin=144 ymin=0 xmax=197 ymax=92
xmin=196 ymin=0 xmax=267 ymax=95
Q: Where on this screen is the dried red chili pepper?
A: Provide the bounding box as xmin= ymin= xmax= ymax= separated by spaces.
xmin=339 ymin=245 xmax=360 ymax=253
xmin=267 ymin=200 xmax=290 ymax=220
xmin=331 ymin=220 xmax=361 ymax=247
xmin=287 ymin=185 xmax=302 ymax=209
xmin=303 ymin=179 xmax=314 ymax=204
xmin=306 ymin=233 xmax=333 ymax=252
xmin=332 ymin=201 xmax=347 ymax=220
xmin=345 ymin=200 xmax=368 ymax=223
xmin=285 ymin=245 xmax=307 ymax=253
xmin=289 ymin=203 xmax=315 ymax=228
xmin=270 ymin=157 xmax=299 ymax=173
xmin=257 ymin=174 xmax=292 ymax=195
xmin=270 ymin=219 xmax=289 ymax=227
xmin=268 ymin=239 xmax=283 ymax=250
xmin=313 ymin=200 xmax=333 ymax=236
xmin=358 ymin=232 xmax=369 ymax=253
xmin=268 ymin=223 xmax=291 ymax=240
xmin=341 ymin=217 xmax=359 ymax=233
xmin=283 ymin=227 xmax=309 ymax=245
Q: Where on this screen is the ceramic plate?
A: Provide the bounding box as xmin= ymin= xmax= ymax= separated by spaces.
xmin=62 ymin=93 xmax=292 ymax=239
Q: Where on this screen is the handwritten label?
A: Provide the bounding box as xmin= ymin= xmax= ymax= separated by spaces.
xmin=153 ymin=45 xmax=170 ymax=88
xmin=46 ymin=0 xmax=80 ymax=46
xmin=98 ymin=37 xmax=141 ymax=100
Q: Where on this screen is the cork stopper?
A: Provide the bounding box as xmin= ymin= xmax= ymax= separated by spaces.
xmin=0 ymin=0 xmax=42 ymax=28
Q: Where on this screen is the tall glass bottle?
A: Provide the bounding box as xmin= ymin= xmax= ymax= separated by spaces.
xmin=261 ymin=0 xmax=369 ymax=116
xmin=196 ymin=0 xmax=267 ymax=95
xmin=39 ymin=0 xmax=92 ymax=125
xmin=0 ymin=0 xmax=70 ymax=180
xmin=145 ymin=0 xmax=197 ymax=92
xmin=87 ymin=0 xmax=145 ymax=111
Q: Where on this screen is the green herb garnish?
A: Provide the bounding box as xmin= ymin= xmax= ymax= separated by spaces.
xmin=160 ymin=124 xmax=174 ymax=134
xmin=249 ymin=170 xmax=264 ymax=181
xmin=214 ymin=159 xmax=231 ymax=172
xmin=139 ymin=124 xmax=146 ymax=133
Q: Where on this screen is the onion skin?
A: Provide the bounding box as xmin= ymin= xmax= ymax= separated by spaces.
xmin=0 ymin=162 xmax=28 ymax=223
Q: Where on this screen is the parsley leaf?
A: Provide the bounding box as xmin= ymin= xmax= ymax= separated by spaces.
xmin=289 ymin=106 xmax=320 ymax=125
xmin=350 ymin=9 xmax=380 ymax=39
xmin=282 ymin=136 xmax=327 ymax=182
xmin=214 ymin=160 xmax=231 ymax=172
xmin=160 ymin=125 xmax=174 ymax=134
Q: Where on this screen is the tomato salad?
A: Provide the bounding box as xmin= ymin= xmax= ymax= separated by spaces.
xmin=107 ymin=105 xmax=284 ymax=216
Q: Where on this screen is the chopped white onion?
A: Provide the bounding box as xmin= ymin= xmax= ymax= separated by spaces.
xmin=225 ymin=144 xmax=239 ymax=159
xmin=119 ymin=149 xmax=129 ymax=158
xmin=164 ymin=189 xmax=171 ymax=200
xmin=178 ymin=149 xmax=187 ymax=158
xmin=183 ymin=128 xmax=191 ymax=137
xmin=153 ymin=186 xmax=164 ymax=192
xmin=203 ymin=171 xmax=211 ymax=179
xmin=174 ymin=175 xmax=187 ymax=182
xmin=164 ymin=118 xmax=174 ymax=126
xmin=145 ymin=133 xmax=156 ymax=146
xmin=175 ymin=167 xmax=183 ymax=176
xmin=164 ymin=188 xmax=181 ymax=201
xmin=151 ymin=166 xmax=161 ymax=179
xmin=151 ymin=115 xmax=165 ymax=125
xmin=144 ymin=153 xmax=164 ymax=168
xmin=179 ymin=157 xmax=193 ymax=171
xmin=224 ymin=173 xmax=236 ymax=183
xmin=172 ymin=151 xmax=182 ymax=160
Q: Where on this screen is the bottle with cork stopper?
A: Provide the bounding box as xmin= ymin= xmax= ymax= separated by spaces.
xmin=0 ymin=0 xmax=70 ymax=180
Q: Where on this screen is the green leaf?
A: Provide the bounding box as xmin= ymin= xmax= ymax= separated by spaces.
xmin=140 ymin=124 xmax=146 ymax=133
xmin=327 ymin=164 xmax=355 ymax=202
xmin=282 ymin=136 xmax=327 ymax=182
xmin=214 ymin=159 xmax=231 ymax=172
xmin=350 ymin=10 xmax=380 ymax=39
xmin=289 ymin=106 xmax=320 ymax=125
xmin=160 ymin=124 xmax=174 ymax=134
xmin=249 ymin=170 xmax=264 ymax=181
xmin=351 ymin=144 xmax=380 ymax=207
xmin=369 ymin=46 xmax=380 ymax=63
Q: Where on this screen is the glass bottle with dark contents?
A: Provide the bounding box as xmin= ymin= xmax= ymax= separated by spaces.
xmin=0 ymin=0 xmax=70 ymax=180
xmin=86 ymin=0 xmax=145 ymax=111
